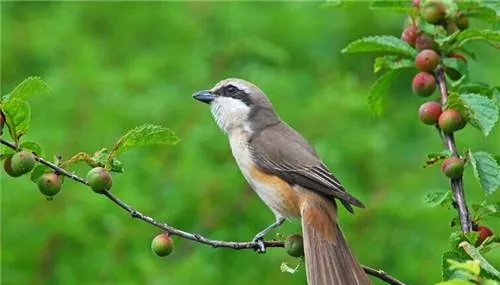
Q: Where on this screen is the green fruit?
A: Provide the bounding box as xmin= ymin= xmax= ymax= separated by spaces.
xmin=401 ymin=25 xmax=418 ymax=47
xmin=415 ymin=49 xmax=440 ymax=72
xmin=421 ymin=1 xmax=445 ymax=24
xmin=477 ymin=226 xmax=493 ymax=245
xmin=412 ymin=72 xmax=436 ymax=97
xmin=441 ymin=157 xmax=464 ymax=179
xmin=8 ymin=151 xmax=36 ymax=177
xmin=87 ymin=167 xmax=112 ymax=193
xmin=415 ymin=33 xmax=438 ymax=51
xmin=37 ymin=173 xmax=62 ymax=197
xmin=151 ymin=233 xmax=174 ymax=257
xmin=285 ymin=233 xmax=304 ymax=258
xmin=438 ymin=109 xmax=466 ymax=133
xmin=457 ymin=13 xmax=469 ymax=30
xmin=418 ymin=101 xmax=442 ymax=125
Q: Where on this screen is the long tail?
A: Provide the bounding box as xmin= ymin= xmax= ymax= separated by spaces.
xmin=301 ymin=201 xmax=371 ymax=285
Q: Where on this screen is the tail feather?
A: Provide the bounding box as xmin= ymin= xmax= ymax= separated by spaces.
xmin=301 ymin=203 xmax=371 ymax=285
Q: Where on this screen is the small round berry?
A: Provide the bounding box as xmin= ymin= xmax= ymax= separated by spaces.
xmin=438 ymin=109 xmax=466 ymax=133
xmin=415 ymin=49 xmax=440 ymax=72
xmin=151 ymin=233 xmax=174 ymax=257
xmin=87 ymin=167 xmax=113 ymax=193
xmin=37 ymin=173 xmax=62 ymax=197
xmin=418 ymin=101 xmax=442 ymax=125
xmin=285 ymin=233 xmax=304 ymax=258
xmin=476 ymin=226 xmax=493 ymax=245
xmin=9 ymin=151 xmax=36 ymax=177
xmin=401 ymin=25 xmax=419 ymax=47
xmin=412 ymin=72 xmax=436 ymax=97
xmin=421 ymin=1 xmax=445 ymax=24
xmin=415 ymin=33 xmax=438 ymax=51
xmin=441 ymin=157 xmax=464 ymax=179
xmin=457 ymin=13 xmax=469 ymax=30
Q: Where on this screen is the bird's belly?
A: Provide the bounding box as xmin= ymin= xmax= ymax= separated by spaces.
xmin=228 ymin=131 xmax=300 ymax=220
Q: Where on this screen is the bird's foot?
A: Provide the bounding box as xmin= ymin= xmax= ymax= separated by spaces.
xmin=252 ymin=234 xmax=266 ymax=253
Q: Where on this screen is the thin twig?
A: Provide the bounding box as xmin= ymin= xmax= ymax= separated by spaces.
xmin=1 ymin=137 xmax=406 ymax=284
xmin=435 ymin=66 xmax=472 ymax=233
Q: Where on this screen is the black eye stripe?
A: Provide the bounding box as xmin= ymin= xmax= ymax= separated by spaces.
xmin=226 ymin=84 xmax=238 ymax=94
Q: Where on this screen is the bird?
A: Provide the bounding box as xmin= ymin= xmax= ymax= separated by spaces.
xmin=192 ymin=78 xmax=372 ymax=285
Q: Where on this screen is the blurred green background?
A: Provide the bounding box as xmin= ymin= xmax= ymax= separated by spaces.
xmin=1 ymin=2 xmax=499 ymax=285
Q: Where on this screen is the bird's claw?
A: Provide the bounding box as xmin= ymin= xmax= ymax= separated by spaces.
xmin=252 ymin=236 xmax=266 ymax=253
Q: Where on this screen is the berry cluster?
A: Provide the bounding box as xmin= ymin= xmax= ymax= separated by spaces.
xmin=3 ymin=150 xmax=113 ymax=198
xmin=402 ymin=0 xmax=469 ymax=179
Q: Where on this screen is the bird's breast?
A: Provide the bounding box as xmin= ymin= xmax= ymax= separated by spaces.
xmin=228 ymin=129 xmax=301 ymax=220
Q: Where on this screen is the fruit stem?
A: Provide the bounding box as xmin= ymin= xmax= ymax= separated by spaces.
xmin=435 ymin=66 xmax=472 ymax=233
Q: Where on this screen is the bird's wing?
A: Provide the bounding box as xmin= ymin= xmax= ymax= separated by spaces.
xmin=249 ymin=123 xmax=364 ymax=211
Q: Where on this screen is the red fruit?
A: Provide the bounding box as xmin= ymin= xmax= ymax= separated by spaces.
xmin=441 ymin=157 xmax=464 ymax=178
xmin=151 ymin=233 xmax=174 ymax=257
xmin=457 ymin=13 xmax=469 ymax=30
xmin=438 ymin=109 xmax=466 ymax=133
xmin=37 ymin=173 xmax=62 ymax=197
xmin=477 ymin=226 xmax=493 ymax=245
xmin=415 ymin=49 xmax=440 ymax=72
xmin=415 ymin=33 xmax=438 ymax=51
xmin=87 ymin=167 xmax=113 ymax=193
xmin=412 ymin=72 xmax=436 ymax=97
xmin=421 ymin=0 xmax=446 ymax=24
xmin=418 ymin=101 xmax=442 ymax=125
xmin=401 ymin=25 xmax=419 ymax=46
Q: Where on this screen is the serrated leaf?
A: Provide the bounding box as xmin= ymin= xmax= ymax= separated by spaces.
xmin=30 ymin=165 xmax=52 ymax=183
xmin=369 ymin=1 xmax=416 ymax=13
xmin=458 ymin=82 xmax=495 ymax=98
xmin=20 ymin=141 xmax=43 ymax=156
xmin=443 ymin=57 xmax=469 ymax=80
xmin=424 ymin=191 xmax=452 ymax=207
xmin=342 ymin=35 xmax=416 ymax=57
xmin=468 ymin=151 xmax=500 ymax=194
xmin=109 ymin=124 xmax=179 ymax=160
xmin=368 ymin=70 xmax=401 ymax=116
xmin=446 ymin=93 xmax=499 ymax=136
xmin=455 ymin=29 xmax=500 ymax=49
xmin=373 ymin=56 xmax=414 ymax=73
xmin=1 ymin=98 xmax=31 ymax=143
xmin=8 ymin=77 xmax=50 ymax=100
xmin=460 ymin=242 xmax=500 ymax=279
xmin=420 ymin=20 xmax=447 ymax=39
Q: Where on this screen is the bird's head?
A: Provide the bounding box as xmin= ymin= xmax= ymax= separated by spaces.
xmin=193 ymin=78 xmax=275 ymax=134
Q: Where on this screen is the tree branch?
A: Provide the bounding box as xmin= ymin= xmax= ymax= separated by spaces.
xmin=435 ymin=66 xmax=472 ymax=233
xmin=1 ymin=137 xmax=406 ymax=285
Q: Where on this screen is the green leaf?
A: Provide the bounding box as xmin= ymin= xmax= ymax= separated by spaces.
xmin=8 ymin=76 xmax=50 ymax=100
xmin=0 ymin=145 xmax=16 ymax=159
xmin=435 ymin=280 xmax=476 ymax=285
xmin=89 ymin=148 xmax=124 ymax=173
xmin=464 ymin=231 xmax=480 ymax=246
xmin=443 ymin=57 xmax=469 ymax=80
xmin=342 ymin=35 xmax=416 ymax=57
xmin=1 ymin=98 xmax=31 ymax=142
xmin=446 ymin=93 xmax=499 ymax=136
xmin=424 ymin=150 xmax=452 ymax=168
xmin=460 ymin=242 xmax=500 ymax=279
xmin=424 ymin=191 xmax=452 ymax=207
xmin=468 ymin=151 xmax=500 ymax=194
xmin=442 ymin=251 xmax=468 ymax=280
xmin=458 ymin=82 xmax=496 ymax=98
xmin=109 ymin=124 xmax=179 ymax=160
xmin=369 ymin=1 xmax=416 ymax=14
xmin=455 ymin=29 xmax=500 ymax=49
xmin=457 ymin=1 xmax=499 ymax=23
xmin=368 ymin=70 xmax=401 ymax=116
xmin=20 ymin=141 xmax=43 ymax=156
xmin=30 ymin=165 xmax=52 ymax=183
xmin=280 ymin=262 xmax=301 ymax=274
xmin=373 ymin=56 xmax=414 ymax=73
xmin=448 ymin=259 xmax=481 ymax=276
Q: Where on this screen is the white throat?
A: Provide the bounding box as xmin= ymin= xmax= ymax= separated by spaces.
xmin=210 ymin=97 xmax=252 ymax=135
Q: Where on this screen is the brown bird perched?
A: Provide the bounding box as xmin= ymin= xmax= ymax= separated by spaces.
xmin=193 ymin=78 xmax=371 ymax=285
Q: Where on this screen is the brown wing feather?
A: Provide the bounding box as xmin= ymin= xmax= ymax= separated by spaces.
xmin=249 ymin=122 xmax=365 ymax=210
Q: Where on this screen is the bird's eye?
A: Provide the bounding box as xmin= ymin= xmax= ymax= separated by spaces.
xmin=226 ymin=85 xmax=238 ymax=94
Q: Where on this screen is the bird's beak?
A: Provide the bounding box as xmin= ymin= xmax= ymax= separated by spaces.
xmin=192 ymin=90 xmax=216 ymax=104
